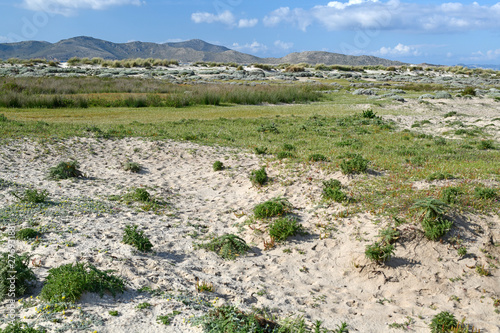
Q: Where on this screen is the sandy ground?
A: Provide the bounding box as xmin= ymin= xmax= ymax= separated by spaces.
xmin=0 ymin=107 xmax=499 ymax=332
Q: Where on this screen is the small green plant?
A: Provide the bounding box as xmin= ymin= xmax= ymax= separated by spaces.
xmin=268 ymin=217 xmax=303 ymax=242
xmin=308 ymin=154 xmax=329 ymax=162
xmin=213 ymin=160 xmax=224 ymax=171
xmin=109 ymin=310 xmax=119 ymax=316
xmin=137 ymin=302 xmax=152 ymax=310
xmin=196 ymin=234 xmax=251 ymax=260
xmin=422 ymin=218 xmax=453 ymax=241
xmin=412 ymin=197 xmax=448 ymax=220
xmin=40 ymin=262 xmax=125 ymax=303
xmin=282 ymin=143 xmax=296 ymax=151
xmin=123 ymin=188 xmax=151 ymax=202
xmin=365 ymin=242 xmax=395 ymax=264
xmin=461 ymin=87 xmax=476 ymax=96
xmin=15 ymin=228 xmax=39 ymax=241
xmin=478 ymin=140 xmax=494 ymax=150
xmin=361 ymin=109 xmax=377 ymax=119
xmin=340 ymin=154 xmax=369 ymax=175
xmin=48 ymin=161 xmax=83 ymax=180
xmin=257 ymin=122 xmax=279 ymax=133
xmin=122 ymin=225 xmax=153 ymax=252
xmin=475 ymin=264 xmax=491 ymax=276
xmin=253 ymin=197 xmax=292 ymax=219
xmin=377 ymin=227 xmax=400 ymax=244
xmin=427 ymin=172 xmax=454 ymax=181
xmin=11 ymin=188 xmax=49 ymax=203
xmin=254 ymin=147 xmax=268 ymax=155
xmin=0 ymin=253 xmax=36 ymax=301
xmin=474 ymin=186 xmax=497 ymax=200
xmin=322 ymin=179 xmax=346 ymax=202
xmin=123 ymin=161 xmax=141 ymax=173
xmin=250 ymin=167 xmax=268 ymax=186
xmin=157 ymin=311 xmax=181 ymax=325
xmin=196 ymin=278 xmax=214 ymax=292
xmin=457 ymin=247 xmax=467 ymax=257
xmin=333 ymin=321 xmax=349 ymax=333
xmin=441 ymin=187 xmax=462 ymax=204
xmin=429 ymin=311 xmax=458 ymax=333
xmin=276 ymin=151 xmax=295 ymax=159
xmin=0 ymin=321 xmax=46 ymax=333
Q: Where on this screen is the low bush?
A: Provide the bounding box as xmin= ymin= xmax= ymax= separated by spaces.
xmin=40 ymin=262 xmax=125 ymax=303
xmin=48 ymin=161 xmax=83 ymax=180
xmin=196 ymin=234 xmax=250 ymax=260
xmin=478 ymin=140 xmax=495 ymax=150
xmin=0 ymin=321 xmax=46 ymax=333
xmin=322 ymin=179 xmax=346 ymax=203
xmin=250 ymin=167 xmax=268 ymax=186
xmin=15 ymin=228 xmax=39 ymax=241
xmin=429 ymin=311 xmax=458 ymax=333
xmin=421 ymin=217 xmax=453 ymax=241
xmin=340 ymin=154 xmax=369 ymax=175
xmin=123 ymin=162 xmax=141 ymax=173
xmin=254 ymin=197 xmax=292 ymax=219
xmin=308 ymin=153 xmax=328 ymax=162
xmin=377 ymin=227 xmax=400 ymax=244
xmin=441 ymin=187 xmax=462 ymax=204
xmin=474 ymin=187 xmax=497 ymax=200
xmin=122 ymin=225 xmax=153 ymax=252
xmin=11 ymin=188 xmax=49 ymax=203
xmin=276 ymin=151 xmax=295 ymax=159
xmin=254 ymin=147 xmax=268 ymax=155
xmin=412 ymin=197 xmax=448 ymax=220
xmin=427 ymin=172 xmax=454 ymax=181
xmin=212 ymin=161 xmax=224 ymax=171
xmin=365 ymin=242 xmax=395 ymax=264
xmin=268 ymin=217 xmax=303 ymax=242
xmin=0 ymin=253 xmax=36 ymax=301
xmin=123 ymin=188 xmax=151 ymax=203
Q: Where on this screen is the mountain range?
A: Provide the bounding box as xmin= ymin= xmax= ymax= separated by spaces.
xmin=0 ymin=36 xmax=406 ymax=66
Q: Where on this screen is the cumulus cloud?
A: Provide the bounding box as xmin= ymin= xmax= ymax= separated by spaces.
xmin=263 ymin=1 xmax=500 ymax=32
xmin=377 ymin=43 xmax=420 ymax=56
xmin=238 ymin=18 xmax=258 ymax=28
xmin=469 ymin=49 xmax=500 ymax=61
xmin=191 ymin=10 xmax=235 ymax=26
xmin=274 ymin=40 xmax=293 ymax=50
xmin=22 ymin=0 xmax=142 ymax=16
xmin=232 ymin=41 xmax=267 ymax=53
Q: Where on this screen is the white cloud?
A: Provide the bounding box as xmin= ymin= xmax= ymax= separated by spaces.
xmin=377 ymin=43 xmax=420 ymax=56
xmin=274 ymin=40 xmax=293 ymax=50
xmin=191 ymin=10 xmax=235 ymax=26
xmin=238 ymin=18 xmax=258 ymax=28
xmin=22 ymin=0 xmax=142 ymax=16
xmin=263 ymin=1 xmax=500 ymax=32
xmin=0 ymin=36 xmax=14 ymax=43
xmin=468 ymin=49 xmax=500 ymax=61
xmin=232 ymin=41 xmax=267 ymax=54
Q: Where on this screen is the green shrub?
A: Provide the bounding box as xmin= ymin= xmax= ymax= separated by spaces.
xmin=422 ymin=217 xmax=453 ymax=241
xmin=136 ymin=302 xmax=152 ymax=310
xmin=269 ymin=217 xmax=303 ymax=242
xmin=412 ymin=197 xmax=448 ymax=220
xmin=11 ymin=188 xmax=49 ymax=203
xmin=40 ymin=262 xmax=125 ymax=303
xmin=377 ymin=227 xmax=400 ymax=244
xmin=361 ymin=109 xmax=377 ymax=119
xmin=254 ymin=147 xmax=268 ymax=155
xmin=0 ymin=253 xmax=36 ymax=301
xmin=193 ymin=304 xmax=278 ymax=332
xmin=109 ymin=310 xmax=119 ymax=316
xmin=461 ymin=87 xmax=476 ymax=97
xmin=123 ymin=188 xmax=151 ymax=203
xmin=257 ymin=123 xmax=279 ymax=133
xmin=441 ymin=187 xmax=462 ymax=204
xmin=474 ymin=187 xmax=497 ymax=199
xmin=478 ymin=140 xmax=495 ymax=150
xmin=213 ymin=161 xmax=224 ymax=171
xmin=15 ymin=228 xmax=39 ymax=241
xmin=308 ymin=154 xmax=328 ymax=162
xmin=340 ymin=155 xmax=369 ymax=175
xmin=365 ymin=242 xmax=395 ymax=264
xmin=48 ymin=161 xmax=83 ymax=180
xmin=122 ymin=225 xmax=153 ymax=252
xmin=157 ymin=311 xmax=181 ymax=325
xmin=196 ymin=234 xmax=250 ymax=260
xmin=322 ymin=179 xmax=346 ymax=202
xmin=253 ymin=197 xmax=292 ymax=219
xmin=282 ymin=143 xmax=296 ymax=151
xmin=276 ymin=151 xmax=295 ymax=159
xmin=427 ymin=172 xmax=454 ymax=181
xmin=429 ymin=311 xmax=458 ymax=333
xmin=0 ymin=321 xmax=46 ymax=333
xmin=0 ymin=114 xmax=8 ymax=122
xmin=249 ymin=167 xmax=268 ymax=186
xmin=123 ymin=162 xmax=141 ymax=173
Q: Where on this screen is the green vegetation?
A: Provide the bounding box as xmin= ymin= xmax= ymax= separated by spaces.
xmin=157 ymin=311 xmax=181 ymax=325
xmin=254 ymin=197 xmax=293 ymax=219
xmin=340 ymin=154 xmax=369 ymax=175
xmin=48 ymin=160 xmax=83 ymax=180
xmin=0 ymin=321 xmax=46 ymax=333
xmin=15 ymin=228 xmax=39 ymax=240
xmin=40 ymin=262 xmax=125 ymax=302
xmin=268 ymin=217 xmax=303 ymax=242
xmin=11 ymin=188 xmax=49 ymax=203
xmin=365 ymin=242 xmax=395 ymax=264
xmin=196 ymin=234 xmax=251 ymax=260
xmin=250 ymin=167 xmax=268 ymax=186
xmin=322 ymin=179 xmax=346 ymax=202
xmin=429 ymin=311 xmax=457 ymax=333
xmin=122 ymin=224 xmax=153 ymax=252
xmin=123 ymin=161 xmax=142 ymax=173
xmin=213 ymin=160 xmax=224 ymax=171
xmin=0 ymin=253 xmax=36 ymax=300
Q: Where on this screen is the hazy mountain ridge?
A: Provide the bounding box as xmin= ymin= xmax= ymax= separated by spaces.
xmin=0 ymin=36 xmax=405 ymax=66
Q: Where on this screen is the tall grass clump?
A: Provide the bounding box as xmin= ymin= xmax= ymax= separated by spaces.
xmin=122 ymin=225 xmax=153 ymax=252
xmin=250 ymin=167 xmax=268 ymax=186
xmin=253 ymin=197 xmax=292 ymax=219
xmin=268 ymin=217 xmax=303 ymax=242
xmin=196 ymin=234 xmax=251 ymax=260
xmin=48 ymin=161 xmax=83 ymax=180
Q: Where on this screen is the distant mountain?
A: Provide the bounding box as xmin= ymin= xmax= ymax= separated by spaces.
xmin=459 ymin=63 xmax=500 ymax=70
xmin=0 ymin=36 xmax=405 ymax=66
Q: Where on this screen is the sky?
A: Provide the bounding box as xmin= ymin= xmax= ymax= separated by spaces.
xmin=1 ymin=0 xmax=500 ymax=65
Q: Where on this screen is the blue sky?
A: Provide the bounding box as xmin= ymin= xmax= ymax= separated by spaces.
xmin=1 ymin=0 xmax=500 ymax=65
